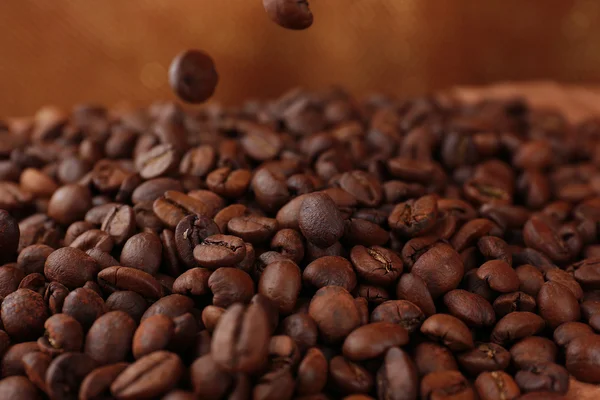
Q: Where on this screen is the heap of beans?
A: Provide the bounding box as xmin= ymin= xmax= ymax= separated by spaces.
xmin=2 ymin=85 xmax=600 ymax=400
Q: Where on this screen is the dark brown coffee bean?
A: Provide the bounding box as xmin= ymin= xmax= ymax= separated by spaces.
xmin=22 ymin=351 xmax=51 ymax=392
xmin=193 ymin=234 xmax=246 ymax=270
xmin=119 ymin=232 xmax=162 ymax=276
xmin=491 ymin=312 xmax=546 ymax=345
xmin=250 ymin=168 xmax=290 ymax=214
xmin=153 ymin=190 xmax=211 ymax=229
xmin=85 ymin=203 xmax=121 ymax=225
xmin=294 ymin=347 xmax=327 ymax=395
xmin=172 ymin=267 xmax=211 ymax=297
xmin=190 ymin=353 xmax=232 ymax=399
xmin=475 ymin=371 xmax=520 ymax=400
xmin=457 ymin=343 xmax=511 ymax=376
xmin=263 ymin=0 xmax=313 ymax=30
xmin=61 ymin=287 xmax=106 ymax=331
xmin=537 ymin=281 xmax=581 ymax=329
xmin=299 ymin=192 xmax=345 ymax=249
xmin=443 ymin=289 xmax=496 ymax=328
xmin=343 ymin=217 xmax=389 ymax=247
xmin=44 ymin=281 xmax=69 ymax=315
xmin=421 ymin=314 xmax=474 ymax=351
xmin=493 ymin=292 xmax=537 ymax=318
xmin=140 ymin=294 xmax=194 ymax=322
xmin=174 ymin=214 xmax=220 ymax=268
xmin=309 ymin=286 xmax=361 ymax=343
xmin=208 ymin=267 xmax=254 ymax=308
xmin=370 ymin=300 xmax=425 ymax=333
xmin=515 ymin=362 xmax=569 ymax=394
xmin=111 ymin=351 xmax=184 ymax=399
xmin=79 ymin=362 xmax=129 ymax=400
xmin=329 ymin=355 xmax=374 ymax=394
xmin=281 ymin=313 xmax=318 ymax=353
xmin=45 ymin=247 xmax=99 ymax=289
xmin=356 ymin=283 xmax=389 ymax=305
xmin=350 ymin=245 xmax=403 ymax=286
xmin=98 ymin=266 xmax=163 ymax=299
xmin=0 ymin=375 xmax=41 ymax=399
xmin=206 ymin=167 xmax=251 ymax=199
xmin=396 ymin=273 xmax=436 ymax=316
xmin=85 ymin=311 xmax=136 ymax=365
xmin=510 ymin=336 xmax=557 ymax=370
xmin=211 ymin=302 xmax=270 ymax=373
xmin=523 ymin=215 xmax=573 ymax=264
xmin=227 ymin=215 xmax=278 ymax=244
xmin=354 ymin=296 xmax=369 ymax=325
xmin=68 ymin=229 xmax=114 ymax=253
xmin=0 ymin=210 xmax=19 ymax=264
xmin=91 ymin=160 xmax=131 ymax=193
xmin=388 ymin=194 xmax=438 ymax=237
xmin=179 ymin=145 xmax=216 ymax=177
xmin=476 ymin=260 xmax=520 ymax=293
xmin=100 ymin=204 xmax=135 ymax=245
xmin=1 ymin=288 xmax=48 ymax=341
xmin=553 ymin=322 xmax=594 ymax=348
xmin=565 ymin=334 xmax=600 ymax=383
xmin=16 ymin=244 xmax=53 ymax=275
xmin=0 ymin=265 xmax=24 ymax=298
xmin=201 ymin=306 xmax=224 ymax=333
xmin=342 ymin=322 xmax=408 ymax=361
xmin=420 ymin=370 xmax=474 ymax=400
xmin=303 ymin=256 xmax=357 ymax=292
xmin=451 ymin=218 xmax=496 ymax=253
xmin=135 ymin=144 xmax=178 ymax=180
xmin=411 ymin=243 xmax=463 ymax=299
xmin=47 ymin=184 xmax=93 ymax=225
xmin=376 ymin=347 xmax=418 ymax=400
xmin=37 ymin=313 xmax=83 ymax=356
xmin=133 ymin=314 xmax=174 ymax=359
xmin=46 ymin=352 xmax=97 ymax=400
xmin=169 ymin=49 xmax=218 ymax=104
xmin=1 ymin=341 xmax=40 ymax=377
xmin=131 ymin=178 xmax=183 ymax=205
xmin=105 ymin=291 xmax=148 ymax=323
xmin=259 ymin=260 xmax=301 ymax=314
xmin=515 ymin=264 xmax=545 ymax=297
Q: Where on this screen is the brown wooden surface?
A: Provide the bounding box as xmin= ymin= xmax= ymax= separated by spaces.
xmin=2 ymin=1 xmax=600 ymax=116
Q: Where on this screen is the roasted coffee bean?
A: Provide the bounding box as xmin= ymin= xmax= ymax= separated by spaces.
xmin=208 ymin=267 xmax=254 ymax=308
xmin=98 ymin=266 xmax=163 ymax=299
xmin=350 ymin=245 xmax=402 ymax=286
xmin=411 ymin=243 xmax=463 ymax=299
xmin=172 ymin=267 xmax=211 ymax=296
xmin=190 ymin=353 xmax=232 ymax=399
xmin=523 ymin=215 xmax=572 ymax=264
xmin=251 ymin=168 xmax=291 ymax=213
xmin=22 ymin=351 xmax=51 ymax=392
xmin=85 ymin=311 xmax=136 ymax=365
xmin=329 ymin=355 xmax=374 ymax=394
xmin=259 ymin=260 xmax=301 ymax=314
xmin=69 ymin=229 xmax=114 ymax=253
xmin=16 ymin=244 xmax=53 ymax=275
xmin=133 ymin=314 xmax=174 ymax=359
xmin=61 ymin=287 xmax=106 ymax=331
xmin=493 ymin=291 xmax=537 ymax=318
xmin=553 ymin=322 xmax=594 ymax=348
xmin=2 ymin=341 xmax=40 ymax=377
xmin=537 ymin=281 xmax=581 ymax=329
xmin=420 ymin=370 xmax=474 ymax=400
xmin=0 ymin=265 xmax=24 ymax=298
xmin=474 ymin=371 xmax=520 ymax=400
xmin=45 ymin=247 xmax=99 ymax=289
xmin=281 ymin=313 xmax=318 ymax=353
xmin=515 ymin=362 xmax=570 ymax=394
xmin=135 ymin=144 xmax=178 ymax=180
xmin=303 ymin=256 xmax=357 ymax=292
xmin=206 ymin=167 xmax=251 ymax=199
xmin=0 ymin=210 xmax=19 ymax=264
xmin=342 ymin=322 xmax=408 ymax=361
xmin=299 ymin=192 xmax=345 ymax=249
xmin=421 ymin=314 xmax=474 ymax=351
xmin=153 ymin=190 xmax=212 ymax=229
xmin=371 ymin=300 xmax=425 ymax=333
xmin=46 ymin=352 xmax=97 ymax=400
xmin=131 ymin=178 xmax=183 ymax=205
xmin=356 ymin=283 xmax=389 ymax=304
xmin=193 ymin=234 xmax=246 ymax=269
xmin=111 ymin=351 xmax=184 ymax=399
xmin=47 ymin=184 xmax=93 ymax=225
xmin=37 ymin=313 xmax=83 ymax=356
xmin=100 ymin=204 xmax=135 ymax=245
xmin=388 ymin=194 xmax=438 ymax=237
xmin=211 ymin=302 xmax=270 ymax=373
xmin=510 ymin=336 xmax=557 ymax=370
xmin=179 ymin=145 xmax=216 ymax=177
xmin=79 ymin=362 xmax=129 ymax=400
xmin=169 ymin=49 xmax=218 ymax=104
xmin=263 ymin=0 xmax=314 ymax=30
xmin=227 ymin=215 xmax=278 ymax=244
xmin=105 ymin=291 xmax=148 ymax=323
xmin=491 ymin=312 xmax=546 ymax=345
xmin=309 ymin=286 xmax=361 ymax=343
xmin=565 ymin=334 xmax=600 ymax=383
xmin=270 ymin=228 xmax=305 ymax=263
xmin=0 ymin=375 xmax=41 ymax=399
xmin=1 ymin=288 xmax=48 ymax=341
xmin=44 ymin=281 xmax=69 ymax=315
xmin=119 ymin=232 xmax=162 ymax=275
xmin=396 ymin=273 xmax=436 ymax=316
xmin=413 ymin=341 xmax=459 ymax=377
xmin=443 ymin=289 xmax=496 ymax=328
xmin=376 ymin=347 xmax=418 ymax=400
xmin=175 ymin=214 xmax=220 ymax=268
xmin=515 ymin=264 xmax=545 ymax=297
xmin=457 ymin=343 xmax=511 ymax=376
xmin=343 ymin=217 xmax=389 ymax=247
xmin=476 ymin=260 xmax=520 ymax=293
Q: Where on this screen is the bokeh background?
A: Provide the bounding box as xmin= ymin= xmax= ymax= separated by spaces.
xmin=2 ymin=0 xmax=600 ymax=116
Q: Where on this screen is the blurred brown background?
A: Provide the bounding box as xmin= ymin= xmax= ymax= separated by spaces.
xmin=1 ymin=0 xmax=600 ymax=117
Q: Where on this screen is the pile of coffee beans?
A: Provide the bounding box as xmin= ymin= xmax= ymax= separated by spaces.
xmin=1 ymin=87 xmax=600 ymax=400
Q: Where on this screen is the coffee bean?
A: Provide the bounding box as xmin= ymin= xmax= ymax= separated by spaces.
xmin=16 ymin=244 xmax=53 ymax=275
xmin=135 ymin=144 xmax=178 ymax=180
xmin=174 ymin=214 xmax=220 ymax=268
xmin=227 ymin=215 xmax=278 ymax=244
xmin=388 ymin=194 xmax=438 ymax=237
xmin=190 ymin=353 xmax=232 ymax=399
xmin=342 ymin=322 xmax=408 ymax=361
xmin=281 ymin=313 xmax=318 ymax=353
xmin=208 ymin=267 xmax=254 ymax=308
xmin=100 ymin=204 xmax=135 ymax=245
xmin=44 ymin=247 xmax=99 ymax=289
xmin=411 ymin=243 xmax=463 ymax=299
xmin=119 ymin=232 xmax=162 ymax=276
xmin=451 ymin=218 xmax=496 ymax=253
xmin=133 ymin=314 xmax=174 ymax=359
xmin=263 ymin=0 xmax=313 ymax=30
xmin=0 ymin=376 xmax=41 ymax=399
xmin=172 ymin=267 xmax=211 ymax=296
xmin=98 ymin=266 xmax=163 ymax=299
xmin=371 ymin=300 xmax=425 ymax=333
xmin=1 ymin=289 xmax=48 ymax=341
xmin=457 ymin=343 xmax=511 ymax=376
xmin=329 ymin=355 xmax=374 ymax=394
xmin=131 ymin=178 xmax=183 ymax=205
xmin=421 ymin=314 xmax=474 ymax=352
xmin=179 ymin=145 xmax=216 ymax=178
xmin=376 ymin=347 xmax=418 ymax=400
xmin=350 ymin=245 xmax=403 ymax=286
xmin=0 ymin=265 xmax=24 ymax=298
xmin=1 ymin=341 xmax=40 ymax=377
xmin=259 ymin=260 xmax=301 ymax=314
xmin=153 ymin=190 xmax=212 ymax=229
xmin=396 ymin=273 xmax=436 ymax=316
xmin=79 ymin=362 xmax=129 ymax=400
xmin=22 ymin=351 xmax=51 ymax=392
xmin=303 ymin=255 xmax=357 ymax=292
xmin=37 ymin=313 xmax=83 ymax=356
xmin=140 ymin=294 xmax=194 ymax=322
xmin=211 ymin=302 xmax=270 ymax=373
xmin=475 ymin=371 xmax=520 ymax=400
xmin=510 ymin=336 xmax=557 ymax=370
xmin=443 ymin=289 xmax=496 ymax=328
xmin=309 ymin=286 xmax=361 ymax=343
xmin=0 ymin=210 xmax=19 ymax=264
xmin=476 ymin=260 xmax=520 ymax=293
xmin=206 ymin=167 xmax=251 ymax=199
xmin=193 ymin=234 xmax=246 ymax=270
xmin=524 ymin=215 xmax=573 ymax=264
xmin=553 ymin=322 xmax=594 ymax=348
xmin=299 ymin=192 xmax=345 ymax=249
xmin=46 ymin=352 xmax=97 ymax=400
xmin=537 ymin=281 xmax=581 ymax=329
xmin=420 ymin=370 xmax=474 ymax=400
xmin=169 ymin=50 xmax=218 ymax=104
xmin=515 ymin=362 xmax=570 ymax=394
xmin=85 ymin=311 xmax=136 ymax=365
xmin=565 ymin=334 xmax=600 ymax=383
xmin=111 ymin=351 xmax=184 ymax=399
xmin=69 ymin=229 xmax=114 ymax=253
xmin=493 ymin=291 xmax=537 ymax=318
xmin=491 ymin=312 xmax=546 ymax=345
xmin=515 ymin=264 xmax=545 ymax=297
